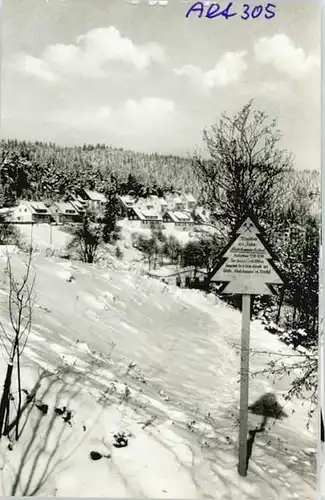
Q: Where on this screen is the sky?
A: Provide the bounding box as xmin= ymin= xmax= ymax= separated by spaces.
xmin=0 ymin=0 xmax=320 ymax=169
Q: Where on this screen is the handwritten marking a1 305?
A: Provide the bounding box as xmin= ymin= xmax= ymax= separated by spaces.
xmin=186 ymin=1 xmax=276 ymax=20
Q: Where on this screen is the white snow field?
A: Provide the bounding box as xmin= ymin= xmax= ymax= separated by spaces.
xmin=0 ymin=249 xmax=316 ymax=498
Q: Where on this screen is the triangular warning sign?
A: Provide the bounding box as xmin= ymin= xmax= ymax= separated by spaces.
xmin=210 ymin=214 xmax=284 ymax=295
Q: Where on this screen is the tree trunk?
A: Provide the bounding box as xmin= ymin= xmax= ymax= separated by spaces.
xmin=5 ymin=379 xmax=43 ymax=437
xmin=292 ymin=306 xmax=297 ymax=328
xmin=0 ymin=362 xmax=14 ymax=438
xmin=276 ymin=287 xmax=285 ymax=323
xmin=4 ymin=393 xmax=10 ymax=436
xmin=15 ymin=345 xmax=22 ymax=441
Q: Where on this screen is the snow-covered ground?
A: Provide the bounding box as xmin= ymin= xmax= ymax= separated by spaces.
xmin=0 ymin=248 xmax=316 ymax=498
xmin=17 ymin=223 xmax=71 ymax=252
xmin=118 ymin=218 xmax=219 ymax=246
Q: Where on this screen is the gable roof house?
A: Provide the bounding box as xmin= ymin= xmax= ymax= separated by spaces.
xmin=66 ymin=193 xmax=87 ymax=215
xmin=49 ymin=202 xmax=81 ymax=224
xmin=183 ymin=193 xmax=197 ymax=211
xmin=78 ymin=189 xmax=107 ymax=212
xmin=159 ymin=198 xmax=168 ymax=213
xmin=118 ymin=195 xmax=136 ymax=216
xmin=194 ymin=207 xmax=211 ymax=225
xmin=173 ymin=196 xmax=186 ymax=211
xmin=127 ymin=207 xmax=162 ymax=228
xmin=141 ymin=209 xmax=162 ymax=227
xmin=11 ymin=201 xmax=53 ymax=224
xmin=126 ymin=207 xmax=143 ymax=222
xmin=163 ymin=210 xmax=194 ymax=231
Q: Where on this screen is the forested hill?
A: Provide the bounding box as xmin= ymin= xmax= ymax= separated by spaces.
xmin=0 ymin=138 xmax=320 ymax=208
xmin=0 ymin=139 xmax=199 ymax=205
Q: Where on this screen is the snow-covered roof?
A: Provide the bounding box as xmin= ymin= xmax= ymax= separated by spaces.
xmin=163 ymin=211 xmax=177 ymax=222
xmin=28 ymin=201 xmax=50 ymax=214
xmin=83 ymin=189 xmax=107 ymax=202
xmin=132 ymin=207 xmax=145 ymax=220
xmin=141 ymin=209 xmax=161 ymax=220
xmin=173 ymin=211 xmax=192 ymax=222
xmin=184 ymin=193 xmax=196 ymax=203
xmin=71 ymin=194 xmax=87 ymax=205
xmin=164 ymin=211 xmax=193 ymax=223
xmin=119 ymin=195 xmax=135 ymax=206
xmin=70 ymin=200 xmax=86 ymax=212
xmin=51 ymin=202 xmax=78 ymax=214
xmin=174 ymin=197 xmax=184 ymax=205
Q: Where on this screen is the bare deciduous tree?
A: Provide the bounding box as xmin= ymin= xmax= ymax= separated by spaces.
xmin=193 ymin=100 xmax=292 ymax=230
xmin=251 ymin=345 xmax=318 ymax=421
xmin=67 ymin=214 xmax=102 ymax=264
xmin=0 ymin=246 xmax=36 ymax=440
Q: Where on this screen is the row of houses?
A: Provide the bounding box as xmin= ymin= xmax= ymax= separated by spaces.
xmin=8 ymin=189 xmax=105 ymax=224
xmin=4 ymin=188 xmax=208 ymax=231
xmin=126 ymin=206 xmax=195 ymax=230
xmin=118 ymin=193 xmax=206 ymax=231
xmin=118 ymin=193 xmax=197 ymax=215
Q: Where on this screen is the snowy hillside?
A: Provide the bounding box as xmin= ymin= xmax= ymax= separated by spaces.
xmin=0 ymin=248 xmax=316 ymax=498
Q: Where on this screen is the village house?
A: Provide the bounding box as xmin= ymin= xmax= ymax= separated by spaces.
xmin=67 ymin=188 xmax=106 ymax=215
xmin=126 ymin=207 xmax=162 ymax=229
xmin=77 ymin=188 xmax=107 ymax=212
xmin=183 ymin=193 xmax=197 ymax=211
xmin=118 ymin=195 xmax=136 ymax=216
xmin=194 ymin=207 xmax=210 ymax=225
xmin=141 ymin=209 xmax=163 ymax=228
xmin=160 ymin=198 xmax=168 ymax=213
xmin=126 ymin=206 xmax=142 ymax=221
xmin=162 ymin=210 xmax=194 ymax=231
xmin=11 ymin=200 xmax=53 ymax=224
xmin=68 ymin=199 xmax=86 ymax=217
xmin=67 ymin=193 xmax=87 ymax=215
xmin=0 ymin=207 xmax=14 ymax=220
xmin=49 ymin=201 xmax=81 ymax=224
xmin=173 ymin=196 xmax=186 ymax=211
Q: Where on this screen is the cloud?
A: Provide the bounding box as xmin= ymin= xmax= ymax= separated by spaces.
xmin=12 ymin=54 xmax=58 ymax=82
xmin=121 ymin=97 xmax=175 ymax=123
xmin=254 ymin=34 xmax=320 ymax=79
xmin=12 ymin=27 xmax=166 ymax=81
xmin=174 ymin=51 xmax=247 ymax=89
xmin=257 ymin=81 xmax=294 ymax=101
xmin=50 ymin=97 xmax=176 ymax=132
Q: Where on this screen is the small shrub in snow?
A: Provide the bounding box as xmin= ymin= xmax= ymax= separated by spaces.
xmin=123 ymin=385 xmax=131 ymax=401
xmin=90 ymin=451 xmax=102 ymax=460
xmin=125 ymin=361 xmax=137 ymax=375
xmin=110 ymin=227 xmax=121 ymax=242
xmin=54 ymin=406 xmax=73 ymax=425
xmin=89 ymin=450 xmax=111 ymax=460
xmin=113 ymin=431 xmax=129 ymax=448
xmin=35 ymin=403 xmax=48 ymax=415
xmin=115 ymin=247 xmax=123 ymax=259
xmin=186 ymin=420 xmax=196 ymax=432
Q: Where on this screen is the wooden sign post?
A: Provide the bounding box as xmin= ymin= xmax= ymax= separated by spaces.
xmin=209 ymin=213 xmax=284 ymax=477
